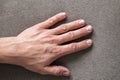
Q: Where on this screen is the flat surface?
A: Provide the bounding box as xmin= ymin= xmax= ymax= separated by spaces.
xmin=0 ymin=0 xmax=120 ymax=80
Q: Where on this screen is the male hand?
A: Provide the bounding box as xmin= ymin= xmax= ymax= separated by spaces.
xmin=2 ymin=12 xmax=93 ymax=76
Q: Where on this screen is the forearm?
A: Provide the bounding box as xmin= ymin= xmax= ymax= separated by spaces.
xmin=0 ymin=37 xmax=16 ymax=64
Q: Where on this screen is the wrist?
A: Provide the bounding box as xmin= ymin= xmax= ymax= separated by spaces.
xmin=0 ymin=37 xmax=17 ymax=64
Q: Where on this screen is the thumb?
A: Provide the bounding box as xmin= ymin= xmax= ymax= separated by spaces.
xmin=43 ymin=66 xmax=70 ymax=76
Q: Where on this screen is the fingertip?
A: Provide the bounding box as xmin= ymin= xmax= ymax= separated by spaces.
xmin=60 ymin=12 xmax=66 ymax=15
xmin=63 ymin=70 xmax=71 ymax=76
xmin=59 ymin=12 xmax=67 ymax=15
xmin=78 ymin=19 xmax=85 ymax=24
xmin=86 ymin=39 xmax=93 ymax=46
xmin=58 ymin=12 xmax=67 ymax=18
xmin=86 ymin=25 xmax=93 ymax=32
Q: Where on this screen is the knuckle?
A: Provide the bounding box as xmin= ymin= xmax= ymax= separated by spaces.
xmin=68 ymin=31 xmax=75 ymax=39
xmin=61 ymin=24 xmax=68 ymax=32
xmin=49 ymin=37 xmax=58 ymax=44
xmin=48 ymin=16 xmax=58 ymax=24
xmin=53 ymin=68 xmax=63 ymax=76
xmin=42 ymin=35 xmax=57 ymax=43
xmin=51 ymin=46 xmax=61 ymax=54
xmin=54 ymin=71 xmax=62 ymax=76
xmin=42 ymin=35 xmax=59 ymax=44
xmin=70 ymin=43 xmax=78 ymax=51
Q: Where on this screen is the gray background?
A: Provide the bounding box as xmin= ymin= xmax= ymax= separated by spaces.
xmin=0 ymin=0 xmax=120 ymax=80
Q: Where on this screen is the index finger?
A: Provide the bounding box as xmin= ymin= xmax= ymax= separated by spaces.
xmin=36 ymin=12 xmax=67 ymax=29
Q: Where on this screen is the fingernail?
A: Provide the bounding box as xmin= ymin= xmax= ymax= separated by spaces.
xmin=86 ymin=25 xmax=92 ymax=32
xmin=86 ymin=39 xmax=92 ymax=46
xmin=63 ymin=71 xmax=70 ymax=76
xmin=78 ymin=19 xmax=85 ymax=24
xmin=59 ymin=12 xmax=66 ymax=17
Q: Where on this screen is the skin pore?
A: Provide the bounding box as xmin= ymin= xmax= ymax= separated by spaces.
xmin=0 ymin=12 xmax=93 ymax=76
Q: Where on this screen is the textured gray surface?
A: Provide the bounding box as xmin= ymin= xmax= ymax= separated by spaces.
xmin=0 ymin=0 xmax=120 ymax=80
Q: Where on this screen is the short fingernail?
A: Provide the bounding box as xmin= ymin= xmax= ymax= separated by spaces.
xmin=78 ymin=19 xmax=85 ymax=24
xmin=86 ymin=25 xmax=92 ymax=32
xmin=86 ymin=39 xmax=92 ymax=46
xmin=63 ymin=71 xmax=70 ymax=76
xmin=59 ymin=12 xmax=66 ymax=17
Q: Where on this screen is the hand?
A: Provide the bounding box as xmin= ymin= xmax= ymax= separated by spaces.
xmin=6 ymin=12 xmax=93 ymax=76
